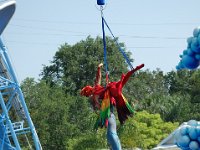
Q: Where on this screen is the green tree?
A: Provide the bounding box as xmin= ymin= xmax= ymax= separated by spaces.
xmin=23 ymin=36 xmax=200 ymax=149
xmin=164 ymin=70 xmax=200 ymax=122
xmin=22 ymin=79 xmax=70 ymax=150
xmin=118 ymin=111 xmax=179 ymax=149
xmin=21 ymin=78 xmax=77 ymax=150
xmin=127 ymin=69 xmax=173 ymax=121
xmin=40 ymin=36 xmax=133 ymax=94
xmin=164 ymin=70 xmax=193 ymax=95
xmin=21 ymin=78 xmax=108 ymax=150
xmin=67 ymin=129 xmax=108 ymax=150
xmin=127 ymin=69 xmax=168 ymax=101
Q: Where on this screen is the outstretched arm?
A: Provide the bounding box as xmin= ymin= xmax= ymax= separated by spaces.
xmin=95 ymin=63 xmax=103 ymax=86
xmin=121 ymin=64 xmax=144 ymax=87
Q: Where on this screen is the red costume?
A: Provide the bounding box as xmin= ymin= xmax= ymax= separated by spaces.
xmin=81 ymin=63 xmax=144 ymax=124
xmin=81 ymin=63 xmax=144 ymax=150
xmin=107 ymin=64 xmax=144 ymax=124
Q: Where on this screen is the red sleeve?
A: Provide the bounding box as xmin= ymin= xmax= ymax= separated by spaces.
xmin=121 ymin=64 xmax=144 ymax=87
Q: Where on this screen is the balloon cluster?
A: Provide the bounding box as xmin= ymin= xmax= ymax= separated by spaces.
xmin=176 ymin=27 xmax=200 ymax=70
xmin=97 ymin=0 xmax=105 ymax=5
xmin=175 ymin=120 xmax=200 ymax=150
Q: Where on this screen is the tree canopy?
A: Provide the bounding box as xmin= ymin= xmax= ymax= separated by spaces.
xmin=19 ymin=36 xmax=200 ymax=149
xmin=40 ymin=36 xmax=133 ymax=94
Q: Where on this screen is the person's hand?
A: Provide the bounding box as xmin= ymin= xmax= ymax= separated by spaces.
xmin=98 ymin=63 xmax=103 ymax=68
xmin=134 ymin=64 xmax=144 ymax=71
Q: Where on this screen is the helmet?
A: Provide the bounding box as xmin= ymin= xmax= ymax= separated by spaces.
xmin=80 ymin=85 xmax=93 ymax=97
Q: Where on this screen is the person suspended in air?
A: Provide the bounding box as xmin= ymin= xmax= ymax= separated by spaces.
xmin=81 ymin=63 xmax=144 ymax=150
xmin=81 ymin=63 xmax=144 ymax=125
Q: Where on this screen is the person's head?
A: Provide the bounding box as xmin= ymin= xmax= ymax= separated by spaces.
xmin=80 ymin=85 xmax=93 ymax=97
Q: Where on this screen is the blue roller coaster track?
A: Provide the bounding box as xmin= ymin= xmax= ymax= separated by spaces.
xmin=0 ymin=0 xmax=42 ymax=149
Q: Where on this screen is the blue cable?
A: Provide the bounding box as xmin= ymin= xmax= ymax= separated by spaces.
xmin=102 ymin=17 xmax=133 ymax=70
xmin=101 ymin=12 xmax=109 ymax=74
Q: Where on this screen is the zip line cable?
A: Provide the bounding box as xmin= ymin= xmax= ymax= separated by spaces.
xmin=7 ymin=24 xmax=187 ymax=40
xmin=12 ymin=18 xmax=200 ymax=26
xmin=4 ymin=40 xmax=180 ymax=49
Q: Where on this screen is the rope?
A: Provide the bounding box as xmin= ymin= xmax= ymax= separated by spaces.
xmin=101 ymin=8 xmax=110 ymax=84
xmin=100 ymin=6 xmax=134 ymax=85
xmin=102 ymin=17 xmax=134 ymax=70
xmin=101 ymin=8 xmax=109 ymax=75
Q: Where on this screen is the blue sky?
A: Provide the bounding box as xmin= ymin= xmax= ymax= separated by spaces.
xmin=2 ymin=0 xmax=200 ymax=82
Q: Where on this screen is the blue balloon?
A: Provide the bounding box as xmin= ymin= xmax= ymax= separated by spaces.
xmin=197 ymin=34 xmax=200 ymax=45
xmin=182 ymin=55 xmax=199 ymax=69
xmin=189 ymin=127 xmax=198 ymax=140
xmin=193 ymin=27 xmax=200 ymax=37
xmin=191 ymin=44 xmax=199 ymax=53
xmin=188 ymin=120 xmax=198 ymax=126
xmin=183 ymin=49 xmax=188 ymax=55
xmin=177 ymin=135 xmax=190 ymax=148
xmin=176 ymin=65 xmax=181 ymax=70
xmin=189 ymin=141 xmax=199 ymax=150
xmin=97 ymin=0 xmax=105 ymax=5
xmin=177 ymin=61 xmax=185 ymax=70
xmin=192 ymin=37 xmax=199 ymax=45
xmin=192 ymin=47 xmax=200 ymax=53
xmin=191 ymin=38 xmax=199 ymax=53
xmin=197 ymin=136 xmax=200 ymax=143
xmin=195 ymin=54 xmax=200 ymax=60
xmin=180 ymin=126 xmax=189 ymax=135
xmin=187 ymin=48 xmax=195 ymax=56
xmin=187 ymin=37 xmax=193 ymax=46
xmin=196 ymin=127 xmax=200 ymax=136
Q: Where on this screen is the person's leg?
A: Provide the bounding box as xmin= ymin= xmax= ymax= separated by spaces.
xmin=107 ymin=113 xmax=122 ymax=150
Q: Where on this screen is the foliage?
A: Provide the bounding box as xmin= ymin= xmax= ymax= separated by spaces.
xmin=66 ymin=129 xmax=108 ymax=150
xmin=21 ymin=78 xmax=70 ymax=149
xmin=164 ymin=70 xmax=200 ymax=122
xmin=21 ymin=77 xmax=107 ymax=150
xmin=20 ymin=36 xmax=200 ymax=149
xmin=118 ymin=111 xmax=179 ymax=149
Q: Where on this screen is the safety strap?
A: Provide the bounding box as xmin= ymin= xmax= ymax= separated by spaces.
xmin=101 ymin=9 xmax=110 ymax=84
xmin=101 ymin=8 xmax=134 ymax=85
xmin=101 ymin=10 xmax=109 ymax=75
xmin=102 ymin=16 xmax=133 ymax=70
